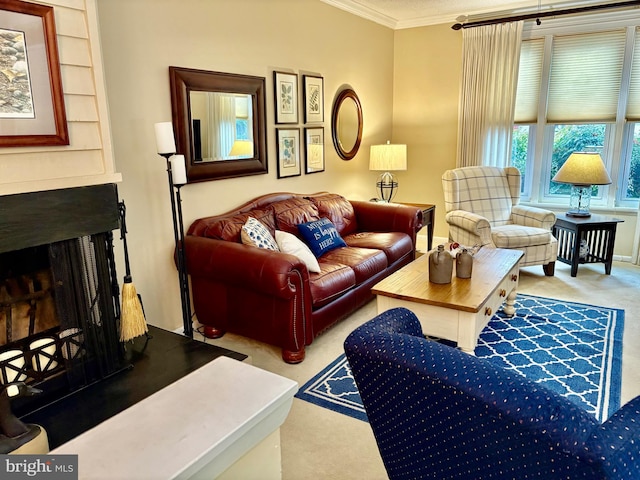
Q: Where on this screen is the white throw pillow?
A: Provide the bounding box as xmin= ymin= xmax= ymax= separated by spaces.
xmin=241 ymin=217 xmax=279 ymax=251
xmin=275 ymin=230 xmax=321 ymax=273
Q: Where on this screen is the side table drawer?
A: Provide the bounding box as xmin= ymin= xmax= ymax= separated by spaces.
xmin=472 ymin=266 xmax=519 ymax=340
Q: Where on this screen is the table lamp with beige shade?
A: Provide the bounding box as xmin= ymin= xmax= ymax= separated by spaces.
xmin=369 ymin=141 xmax=407 ymax=202
xmin=552 ymin=152 xmax=612 ymax=217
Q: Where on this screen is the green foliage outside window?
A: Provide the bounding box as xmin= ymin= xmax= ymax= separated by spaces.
xmin=511 ymin=124 xmax=640 ymax=200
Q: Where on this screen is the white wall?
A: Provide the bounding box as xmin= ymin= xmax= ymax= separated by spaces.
xmin=95 ymin=0 xmax=395 ymax=331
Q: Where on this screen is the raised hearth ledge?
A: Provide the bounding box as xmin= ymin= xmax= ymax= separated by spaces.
xmin=52 ymin=357 xmax=297 ymax=479
xmin=0 ymin=173 xmax=122 ymax=197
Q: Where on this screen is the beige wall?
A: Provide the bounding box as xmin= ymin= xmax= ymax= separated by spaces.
xmin=391 ymin=24 xmax=462 ymax=241
xmin=96 ymin=0 xmax=395 ymax=330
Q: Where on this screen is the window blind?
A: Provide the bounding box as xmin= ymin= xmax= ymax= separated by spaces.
xmin=547 ymin=30 xmax=626 ymax=122
xmin=627 ymin=28 xmax=640 ymax=121
xmin=514 ymin=39 xmax=543 ymax=123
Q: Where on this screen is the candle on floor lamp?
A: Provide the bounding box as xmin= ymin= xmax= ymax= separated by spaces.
xmin=154 ymin=122 xmax=176 ymax=155
xmin=170 ymin=154 xmax=187 ymax=185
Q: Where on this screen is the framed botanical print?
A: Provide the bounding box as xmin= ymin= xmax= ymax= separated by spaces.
xmin=273 ymin=71 xmax=298 ymax=124
xmin=276 ymin=128 xmax=301 ymax=178
xmin=304 ymin=127 xmax=324 ymax=174
xmin=0 ymin=0 xmax=68 ymax=147
xmin=303 ymin=75 xmax=324 ymax=124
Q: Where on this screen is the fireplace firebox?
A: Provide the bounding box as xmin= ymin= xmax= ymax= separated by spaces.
xmin=0 ymin=184 xmax=127 ymax=416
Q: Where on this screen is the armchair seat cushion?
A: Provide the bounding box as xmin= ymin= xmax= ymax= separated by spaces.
xmin=492 ymin=225 xmax=553 ymax=249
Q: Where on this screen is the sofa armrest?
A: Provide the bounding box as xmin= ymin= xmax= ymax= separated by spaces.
xmin=582 ymin=395 xmax=640 ymax=477
xmin=511 ymin=205 xmax=556 ymax=230
xmin=445 ymin=210 xmax=492 ymax=245
xmin=350 ymin=201 xmax=422 ymax=243
xmin=184 ymin=235 xmax=307 ymax=300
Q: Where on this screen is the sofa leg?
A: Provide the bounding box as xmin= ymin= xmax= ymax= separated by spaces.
xmin=543 ymin=261 xmax=555 ymax=276
xmin=202 ymin=326 xmax=225 ymax=339
xmin=282 ymin=348 xmax=305 ymax=364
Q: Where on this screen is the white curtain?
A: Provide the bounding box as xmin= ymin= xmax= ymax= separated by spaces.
xmin=207 ymin=93 xmax=236 ymax=160
xmin=457 ymin=21 xmax=523 ymax=168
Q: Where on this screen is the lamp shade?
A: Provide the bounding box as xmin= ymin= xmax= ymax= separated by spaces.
xmin=229 ymin=140 xmax=253 ymax=157
xmin=369 ymin=142 xmax=407 ymax=171
xmin=552 ymin=152 xmax=611 ymax=186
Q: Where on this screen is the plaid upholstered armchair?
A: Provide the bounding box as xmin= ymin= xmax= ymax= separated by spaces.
xmin=442 ymin=166 xmax=557 ymax=275
xmin=344 ymin=307 xmax=640 ymax=480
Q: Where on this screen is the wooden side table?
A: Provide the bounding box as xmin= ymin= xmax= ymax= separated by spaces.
xmin=552 ymin=213 xmax=623 ymax=277
xmin=399 ymin=202 xmax=436 ymax=251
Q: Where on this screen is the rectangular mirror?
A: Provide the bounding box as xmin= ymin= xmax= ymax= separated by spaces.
xmin=169 ymin=67 xmax=268 ymax=183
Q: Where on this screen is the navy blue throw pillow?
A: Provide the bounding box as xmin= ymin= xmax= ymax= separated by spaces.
xmin=297 ymin=218 xmax=347 ymax=258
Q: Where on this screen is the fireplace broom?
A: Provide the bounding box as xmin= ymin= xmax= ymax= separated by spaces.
xmin=118 ymin=201 xmax=148 ymax=342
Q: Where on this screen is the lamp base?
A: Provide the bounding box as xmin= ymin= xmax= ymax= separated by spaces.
xmin=376 ymin=172 xmax=398 ymax=203
xmin=566 ymin=210 xmax=591 ymax=218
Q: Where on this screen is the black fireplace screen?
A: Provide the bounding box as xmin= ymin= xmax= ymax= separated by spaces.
xmin=0 ymin=232 xmax=125 ymax=414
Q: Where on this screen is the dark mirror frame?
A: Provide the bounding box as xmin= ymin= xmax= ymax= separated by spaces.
xmin=331 ymin=88 xmax=363 ymax=161
xmin=169 ymin=66 xmax=268 ymax=183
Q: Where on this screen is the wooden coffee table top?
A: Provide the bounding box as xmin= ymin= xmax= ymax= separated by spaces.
xmin=372 ymin=247 xmax=523 ymax=313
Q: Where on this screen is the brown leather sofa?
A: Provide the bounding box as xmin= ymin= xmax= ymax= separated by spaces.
xmin=184 ymin=192 xmax=423 ymax=363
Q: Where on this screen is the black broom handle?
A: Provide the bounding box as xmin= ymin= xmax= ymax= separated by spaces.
xmin=118 ymin=201 xmax=133 ymax=281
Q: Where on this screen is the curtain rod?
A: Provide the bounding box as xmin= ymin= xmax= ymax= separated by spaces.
xmin=451 ymin=0 xmax=640 ymax=30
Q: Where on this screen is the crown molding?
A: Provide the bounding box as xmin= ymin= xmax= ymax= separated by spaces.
xmin=320 ymin=0 xmax=399 ymax=28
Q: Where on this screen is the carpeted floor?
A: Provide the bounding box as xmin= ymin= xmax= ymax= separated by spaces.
xmin=295 ymin=294 xmax=624 ymax=423
xmin=192 ymin=261 xmax=640 ymax=480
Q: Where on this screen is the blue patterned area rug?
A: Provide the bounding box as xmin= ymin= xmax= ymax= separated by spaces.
xmin=295 ymin=294 xmax=624 ymax=423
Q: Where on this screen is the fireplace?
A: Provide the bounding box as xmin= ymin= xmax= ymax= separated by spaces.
xmin=0 ymin=184 xmax=126 ymax=415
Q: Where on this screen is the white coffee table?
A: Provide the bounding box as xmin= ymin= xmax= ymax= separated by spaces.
xmin=372 ymin=247 xmax=523 ymax=353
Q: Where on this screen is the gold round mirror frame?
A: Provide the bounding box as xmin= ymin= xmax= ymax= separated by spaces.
xmin=331 ymin=88 xmax=363 ymax=160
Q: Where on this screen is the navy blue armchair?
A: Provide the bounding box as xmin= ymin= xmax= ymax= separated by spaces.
xmin=344 ymin=307 xmax=640 ymax=480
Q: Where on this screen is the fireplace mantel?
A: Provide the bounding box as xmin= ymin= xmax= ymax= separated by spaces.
xmin=0 ymin=184 xmax=119 ymax=254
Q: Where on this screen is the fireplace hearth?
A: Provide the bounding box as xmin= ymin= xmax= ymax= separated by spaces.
xmin=0 ymin=184 xmax=127 ymax=416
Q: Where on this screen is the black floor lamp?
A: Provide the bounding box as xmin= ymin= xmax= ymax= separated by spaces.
xmin=154 ymin=122 xmax=193 ymax=338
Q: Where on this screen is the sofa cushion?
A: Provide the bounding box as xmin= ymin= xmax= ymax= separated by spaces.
xmin=241 ymin=217 xmax=279 ymax=251
xmin=309 ymin=262 xmax=356 ymax=308
xmin=196 ymin=208 xmax=277 ymax=243
xmin=308 ymin=194 xmax=358 ymax=236
xmin=343 ymin=231 xmax=413 ymax=265
xmin=271 ymin=197 xmax=320 ymax=235
xmin=297 ymin=218 xmax=348 ymax=258
xmin=321 ymin=247 xmax=387 ymax=284
xmin=275 ymin=230 xmax=321 ymax=273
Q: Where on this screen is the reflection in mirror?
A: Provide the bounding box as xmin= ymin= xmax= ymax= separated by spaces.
xmin=169 ymin=66 xmax=267 ymax=183
xmin=189 ymin=92 xmax=254 ymax=161
xmin=337 ymin=98 xmax=359 ymax=152
xmin=331 ymin=89 xmax=363 ymax=160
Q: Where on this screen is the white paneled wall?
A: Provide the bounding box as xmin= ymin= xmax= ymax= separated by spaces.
xmin=0 ymin=0 xmax=120 ymax=196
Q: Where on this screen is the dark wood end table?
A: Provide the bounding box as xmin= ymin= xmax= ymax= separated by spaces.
xmin=552 ymin=213 xmax=623 ymax=277
xmin=398 ymin=202 xmax=436 ymax=252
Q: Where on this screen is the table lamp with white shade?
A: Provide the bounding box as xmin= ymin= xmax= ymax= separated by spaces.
xmin=369 ymin=141 xmax=407 ymax=202
xmin=552 ymin=152 xmax=611 ymax=217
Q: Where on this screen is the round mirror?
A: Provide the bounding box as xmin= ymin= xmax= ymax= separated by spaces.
xmin=331 ymin=89 xmax=362 ymax=160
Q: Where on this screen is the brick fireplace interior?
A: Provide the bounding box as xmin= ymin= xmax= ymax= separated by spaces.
xmin=0 ymin=184 xmax=127 ymax=416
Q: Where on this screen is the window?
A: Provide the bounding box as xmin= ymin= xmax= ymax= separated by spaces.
xmin=512 ymin=15 xmax=640 ymax=209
